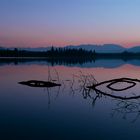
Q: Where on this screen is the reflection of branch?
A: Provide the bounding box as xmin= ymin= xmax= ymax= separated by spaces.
xmin=74 ymin=71 xmax=97 ymax=94
xmin=71 ymin=75 xmax=75 ymax=94
xmin=113 ymin=100 xmax=139 ymax=113
xmin=19 ymin=67 xmax=62 ymax=109
xmin=44 ymin=85 xmax=62 ymax=109
xmin=47 ymin=66 xmax=52 ymax=81
xmin=131 ymin=113 xmax=140 ymax=123
xmin=107 ymin=78 xmax=136 ymax=91
xmin=75 ymin=74 xmax=140 ymax=122
xmin=90 ymin=86 xmax=140 ymax=100
xmin=92 ymin=94 xmax=100 ymax=107
xmin=88 ymin=78 xmax=140 ymax=88
xmin=88 ymin=78 xmax=140 ymax=100
xmin=54 ymin=86 xmax=61 ymax=100
xmin=47 ymin=88 xmax=51 ymax=109
xmin=111 ymin=99 xmax=140 ymax=123
xmin=81 ymin=88 xmax=90 ymax=99
xmin=54 ymin=68 xmax=60 ymax=83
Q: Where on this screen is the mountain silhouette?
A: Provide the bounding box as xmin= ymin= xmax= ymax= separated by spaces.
xmin=65 ymin=44 xmax=125 ymax=53
xmin=127 ymin=46 xmax=140 ymax=53
xmin=1 ymin=44 xmax=140 ymax=53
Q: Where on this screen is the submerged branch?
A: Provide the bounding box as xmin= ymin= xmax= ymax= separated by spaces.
xmin=19 ymin=80 xmax=61 ymax=88
xmin=87 ymin=78 xmax=140 ymax=100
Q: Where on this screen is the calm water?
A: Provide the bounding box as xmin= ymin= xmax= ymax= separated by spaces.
xmin=1 ymin=59 xmax=140 ymax=140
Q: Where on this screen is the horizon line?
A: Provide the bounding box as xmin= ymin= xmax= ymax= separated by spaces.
xmin=1 ymin=43 xmax=140 ymax=49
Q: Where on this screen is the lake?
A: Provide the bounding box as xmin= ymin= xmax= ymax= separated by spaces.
xmin=1 ymin=59 xmax=140 ymax=140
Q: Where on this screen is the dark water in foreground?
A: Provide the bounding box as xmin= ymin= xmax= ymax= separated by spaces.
xmin=1 ymin=59 xmax=140 ymax=140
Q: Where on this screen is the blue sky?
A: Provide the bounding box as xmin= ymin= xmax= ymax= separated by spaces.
xmin=0 ymin=0 xmax=140 ymax=47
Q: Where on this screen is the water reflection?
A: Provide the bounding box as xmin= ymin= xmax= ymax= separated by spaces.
xmin=18 ymin=70 xmax=140 ymax=123
xmin=111 ymin=99 xmax=140 ymax=123
xmin=1 ymin=63 xmax=140 ymax=139
xmin=1 ymin=58 xmax=140 ymax=68
xmin=88 ymin=78 xmax=140 ymax=100
xmin=80 ymin=76 xmax=140 ymax=123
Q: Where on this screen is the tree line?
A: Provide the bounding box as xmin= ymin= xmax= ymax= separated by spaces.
xmin=0 ymin=47 xmax=140 ymax=60
xmin=0 ymin=47 xmax=95 ymax=58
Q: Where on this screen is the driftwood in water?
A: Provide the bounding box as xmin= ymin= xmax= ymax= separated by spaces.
xmin=107 ymin=79 xmax=136 ymax=91
xmin=87 ymin=78 xmax=140 ymax=100
xmin=19 ymin=80 xmax=61 ymax=88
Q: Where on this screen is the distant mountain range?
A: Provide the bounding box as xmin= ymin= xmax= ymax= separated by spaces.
xmin=127 ymin=46 xmax=140 ymax=53
xmin=1 ymin=44 xmax=140 ymax=53
xmin=66 ymin=44 xmax=125 ymax=53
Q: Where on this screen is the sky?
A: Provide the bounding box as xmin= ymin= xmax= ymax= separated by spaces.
xmin=0 ymin=0 xmax=140 ymax=48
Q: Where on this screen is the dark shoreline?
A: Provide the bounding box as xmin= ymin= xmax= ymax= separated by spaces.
xmin=1 ymin=47 xmax=140 ymax=60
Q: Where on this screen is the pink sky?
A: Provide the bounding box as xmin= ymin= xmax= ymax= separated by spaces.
xmin=1 ymin=0 xmax=140 ymax=48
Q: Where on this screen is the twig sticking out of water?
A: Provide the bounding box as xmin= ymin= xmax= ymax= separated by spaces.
xmin=47 ymin=66 xmax=52 ymax=82
xmin=53 ymin=68 xmax=60 ymax=83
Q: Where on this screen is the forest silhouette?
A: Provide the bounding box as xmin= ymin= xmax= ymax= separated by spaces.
xmin=1 ymin=47 xmax=140 ymax=62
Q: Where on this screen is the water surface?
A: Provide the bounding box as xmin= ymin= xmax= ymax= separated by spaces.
xmin=1 ymin=60 xmax=140 ymax=140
